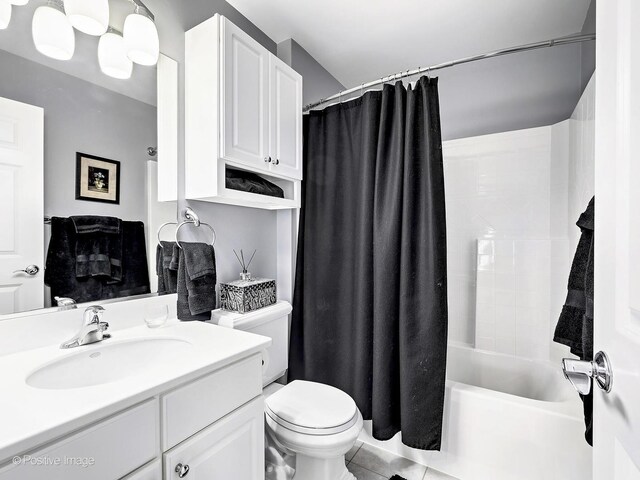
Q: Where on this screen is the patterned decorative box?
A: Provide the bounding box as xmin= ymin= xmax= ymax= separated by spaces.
xmin=220 ymin=277 xmax=277 ymax=314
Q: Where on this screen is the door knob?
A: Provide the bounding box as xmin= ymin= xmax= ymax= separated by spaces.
xmin=175 ymin=463 xmax=190 ymax=477
xmin=562 ymin=350 xmax=613 ymax=395
xmin=13 ymin=265 xmax=39 ymax=276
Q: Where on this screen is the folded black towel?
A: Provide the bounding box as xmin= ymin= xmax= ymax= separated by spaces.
xmin=71 ymin=215 xmax=123 ymax=282
xmin=226 ymin=168 xmax=285 ymax=198
xmin=176 ymin=242 xmax=217 ymax=321
xmin=553 ymin=196 xmax=594 ymax=446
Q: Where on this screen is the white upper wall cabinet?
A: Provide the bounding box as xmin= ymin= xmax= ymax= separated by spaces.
xmin=185 ymin=15 xmax=303 ymax=210
xmin=221 ymin=18 xmax=270 ymax=171
xmin=270 ymin=55 xmax=303 ymax=179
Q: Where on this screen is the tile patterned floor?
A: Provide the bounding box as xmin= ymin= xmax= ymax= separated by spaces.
xmin=345 ymin=442 xmax=459 ymax=480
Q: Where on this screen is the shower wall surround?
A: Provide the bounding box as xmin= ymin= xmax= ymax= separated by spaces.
xmin=443 ymin=73 xmax=595 ymax=361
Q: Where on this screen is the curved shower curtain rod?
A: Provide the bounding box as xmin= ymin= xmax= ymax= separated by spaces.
xmin=303 ymin=33 xmax=596 ymax=113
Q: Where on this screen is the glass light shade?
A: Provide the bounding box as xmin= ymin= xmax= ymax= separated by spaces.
xmin=123 ymin=12 xmax=159 ymax=66
xmin=32 ymin=4 xmax=75 ymax=60
xmin=64 ymin=0 xmax=108 ymax=36
xmin=0 ymin=1 xmax=11 ymax=30
xmin=9 ymin=0 xmax=28 ymax=6
xmin=98 ymin=30 xmax=132 ymax=80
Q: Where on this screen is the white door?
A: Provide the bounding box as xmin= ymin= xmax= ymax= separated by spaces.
xmin=593 ymin=0 xmax=640 ymax=477
xmin=221 ymin=17 xmax=270 ymax=172
xmin=270 ymin=55 xmax=303 ymax=180
xmin=0 ymin=97 xmax=44 ymax=315
xmin=163 ymin=396 xmax=264 ymax=480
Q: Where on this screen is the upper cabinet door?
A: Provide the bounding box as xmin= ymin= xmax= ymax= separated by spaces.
xmin=269 ymin=56 xmax=303 ymax=180
xmin=221 ymin=17 xmax=270 ymax=170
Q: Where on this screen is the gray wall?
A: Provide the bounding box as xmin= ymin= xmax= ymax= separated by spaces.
xmin=436 ymin=43 xmax=584 ymax=141
xmin=0 ymin=49 xmax=156 ymax=222
xmin=142 ymin=0 xmax=279 ymax=284
xmin=277 ymin=39 xmax=345 ymax=106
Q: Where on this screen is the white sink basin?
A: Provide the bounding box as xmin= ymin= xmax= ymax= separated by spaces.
xmin=26 ymin=338 xmax=192 ymax=390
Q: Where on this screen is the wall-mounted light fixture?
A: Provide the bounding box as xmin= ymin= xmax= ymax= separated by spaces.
xmin=32 ymin=0 xmax=75 ymax=60
xmin=64 ymin=0 xmax=109 ymax=36
xmin=123 ymin=2 xmax=158 ymax=66
xmin=98 ymin=27 xmax=132 ymax=79
xmin=0 ymin=0 xmax=12 ymax=30
xmin=25 ymin=0 xmax=159 ymax=79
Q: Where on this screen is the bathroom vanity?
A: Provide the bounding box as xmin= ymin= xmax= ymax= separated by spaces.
xmin=0 ymin=297 xmax=270 ymax=480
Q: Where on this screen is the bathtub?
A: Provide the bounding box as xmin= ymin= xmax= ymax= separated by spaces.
xmin=359 ymin=344 xmax=593 ymax=480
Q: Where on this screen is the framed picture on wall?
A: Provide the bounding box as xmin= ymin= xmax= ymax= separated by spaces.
xmin=75 ymin=152 xmax=120 ymax=204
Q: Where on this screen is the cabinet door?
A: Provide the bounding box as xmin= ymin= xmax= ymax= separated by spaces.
xmin=270 ymin=55 xmax=303 ymax=180
xmin=122 ymin=460 xmax=161 ymax=480
xmin=164 ymin=396 xmax=264 ymax=480
xmin=221 ymin=17 xmax=270 ymax=171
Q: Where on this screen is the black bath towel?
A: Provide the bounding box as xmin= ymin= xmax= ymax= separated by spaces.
xmin=553 ymin=196 xmax=594 ymax=446
xmin=45 ymin=217 xmax=150 ymax=303
xmin=176 ymin=242 xmax=217 ymax=321
xmin=70 ymin=215 xmax=123 ymax=282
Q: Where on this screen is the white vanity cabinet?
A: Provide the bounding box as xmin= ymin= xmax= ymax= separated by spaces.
xmin=164 ymin=397 xmax=264 ymax=479
xmin=0 ymin=354 xmax=265 ymax=480
xmin=185 ymin=14 xmax=303 ymax=210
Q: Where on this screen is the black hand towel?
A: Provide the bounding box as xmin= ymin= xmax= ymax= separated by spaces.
xmin=553 ymin=196 xmax=594 ymax=446
xmin=101 ymin=221 xmax=151 ymax=299
xmin=158 ymin=241 xmax=178 ymax=294
xmin=176 ymin=242 xmax=217 ymax=321
xmin=70 ymin=215 xmax=123 ymax=282
xmin=156 ymin=245 xmax=166 ymax=294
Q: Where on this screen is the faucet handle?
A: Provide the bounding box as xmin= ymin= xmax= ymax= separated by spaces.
xmin=83 ymin=305 xmax=106 ymax=324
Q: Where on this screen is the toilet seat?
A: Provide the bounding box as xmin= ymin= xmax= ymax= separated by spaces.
xmin=265 ymin=380 xmax=359 ymax=436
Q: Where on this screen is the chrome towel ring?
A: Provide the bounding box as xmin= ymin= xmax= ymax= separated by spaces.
xmin=157 ymin=221 xmax=178 ymax=245
xmin=175 ymin=207 xmax=216 ymax=248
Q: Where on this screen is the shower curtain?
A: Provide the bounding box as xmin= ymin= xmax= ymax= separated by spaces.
xmin=290 ymin=76 xmax=448 ymax=450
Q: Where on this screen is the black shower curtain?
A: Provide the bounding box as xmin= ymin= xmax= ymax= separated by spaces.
xmin=290 ymin=76 xmax=448 ymax=450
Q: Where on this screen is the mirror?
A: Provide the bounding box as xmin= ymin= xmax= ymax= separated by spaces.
xmin=0 ymin=0 xmax=175 ymax=315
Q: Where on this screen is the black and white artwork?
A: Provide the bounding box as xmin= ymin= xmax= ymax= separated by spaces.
xmin=75 ymin=152 xmax=120 ymax=204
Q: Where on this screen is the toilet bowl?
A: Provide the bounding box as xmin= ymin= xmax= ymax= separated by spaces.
xmin=265 ymin=380 xmax=363 ymax=480
xmin=211 ymin=302 xmax=363 ymax=480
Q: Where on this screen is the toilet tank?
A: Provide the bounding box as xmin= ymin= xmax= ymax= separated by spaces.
xmin=211 ymin=301 xmax=292 ymax=387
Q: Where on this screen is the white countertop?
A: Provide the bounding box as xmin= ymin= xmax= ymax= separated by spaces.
xmin=0 ymin=320 xmax=270 ymax=464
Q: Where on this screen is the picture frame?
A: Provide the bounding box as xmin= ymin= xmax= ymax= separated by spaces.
xmin=75 ymin=152 xmax=120 ymax=204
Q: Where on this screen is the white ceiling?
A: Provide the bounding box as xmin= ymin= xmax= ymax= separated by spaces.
xmin=225 ymin=0 xmax=592 ymax=89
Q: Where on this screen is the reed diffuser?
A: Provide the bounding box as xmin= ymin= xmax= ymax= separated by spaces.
xmin=233 ymin=249 xmax=256 ymax=281
xmin=220 ymin=249 xmax=276 ymax=313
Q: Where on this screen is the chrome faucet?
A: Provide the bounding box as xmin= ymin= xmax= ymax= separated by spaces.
xmin=60 ymin=306 xmax=110 ymax=349
xmin=54 ymin=296 xmax=77 ymax=311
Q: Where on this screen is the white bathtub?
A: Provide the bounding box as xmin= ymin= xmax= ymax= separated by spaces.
xmin=359 ymin=344 xmax=593 ymax=480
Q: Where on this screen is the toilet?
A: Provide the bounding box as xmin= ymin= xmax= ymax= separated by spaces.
xmin=211 ymin=301 xmax=363 ymax=480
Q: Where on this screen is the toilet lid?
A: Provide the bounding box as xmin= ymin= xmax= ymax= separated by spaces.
xmin=265 ymin=380 xmax=358 ymax=432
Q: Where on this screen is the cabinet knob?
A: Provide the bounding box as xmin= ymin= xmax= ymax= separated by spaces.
xmin=264 ymin=157 xmax=269 ymax=163
xmin=175 ymin=463 xmax=190 ymax=478
xmin=274 ymin=158 xmax=280 ymax=165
